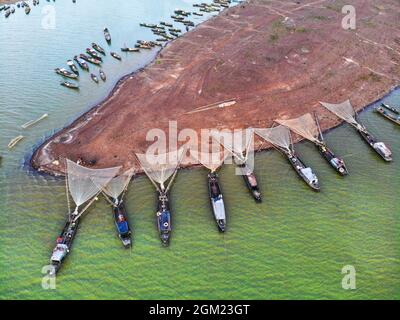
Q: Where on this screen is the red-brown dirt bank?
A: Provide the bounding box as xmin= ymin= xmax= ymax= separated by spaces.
xmin=31 ymin=0 xmax=400 ymax=175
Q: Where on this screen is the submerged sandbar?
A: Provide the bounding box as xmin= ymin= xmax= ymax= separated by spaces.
xmin=31 ymin=0 xmax=400 ymax=175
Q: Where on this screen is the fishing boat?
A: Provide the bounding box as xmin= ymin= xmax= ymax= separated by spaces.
xmin=92 ymin=42 xmax=106 ymax=55
xmin=374 ymin=104 xmax=400 ymax=126
xmin=121 ymin=47 xmax=140 ymax=52
xmin=160 ymin=22 xmax=173 ymax=27
xmin=136 ymin=149 xmax=184 ymax=246
xmin=191 ymin=150 xmax=229 ymax=231
xmin=5 ymin=9 xmax=11 ymax=18
xmin=55 ymin=68 xmax=78 ymax=79
xmin=86 ymin=48 xmax=103 ymax=61
xmin=255 ymin=126 xmax=320 ymax=191
xmin=61 ymin=81 xmax=79 ymax=90
xmin=99 ymin=69 xmax=106 ymax=82
xmin=25 ymin=5 xmax=30 ymax=14
xmin=139 ymin=23 xmax=157 ymax=28
xmin=110 ymin=52 xmax=122 ymax=60
xmin=94 ymin=169 xmax=135 ymax=248
xmin=49 ymin=160 xmax=120 ymax=274
xmin=67 ymin=60 xmax=79 ymax=75
xmin=135 ymin=44 xmax=152 ymax=50
xmin=74 ymin=56 xmax=89 ymax=71
xmin=104 ymin=27 xmax=111 ymax=43
xmin=90 ymin=73 xmax=99 ymax=83
xmin=193 ymin=12 xmax=203 ymax=16
xmin=79 ymin=53 xmax=101 ymax=65
xmin=276 ymin=113 xmax=348 ymax=176
xmin=169 ymin=28 xmax=182 ymax=33
xmin=212 ymin=129 xmax=262 ymax=202
xmin=320 ymin=100 xmax=392 ymax=161
xmin=381 ymin=103 xmax=399 ymax=115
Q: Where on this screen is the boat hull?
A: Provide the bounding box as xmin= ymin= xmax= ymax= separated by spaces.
xmin=284 ymin=151 xmax=320 ymax=191
xmin=49 ymin=215 xmax=80 ymax=275
xmin=208 ymin=173 xmax=226 ymax=232
xmin=357 ymin=129 xmax=392 ymax=162
xmin=317 ymin=144 xmax=348 ymax=176
xmin=156 ymin=191 xmax=171 ymax=246
xmin=112 ymin=201 xmax=132 ymax=248
xmin=239 ymin=165 xmax=262 ymax=202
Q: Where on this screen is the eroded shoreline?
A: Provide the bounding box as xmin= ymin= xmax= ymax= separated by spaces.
xmin=31 ymin=0 xmax=400 ymax=175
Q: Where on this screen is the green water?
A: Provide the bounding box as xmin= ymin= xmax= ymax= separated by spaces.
xmin=0 ymin=1 xmax=399 ymax=300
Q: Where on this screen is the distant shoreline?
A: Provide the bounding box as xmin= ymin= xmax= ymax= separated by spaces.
xmin=30 ymin=0 xmax=400 ymax=176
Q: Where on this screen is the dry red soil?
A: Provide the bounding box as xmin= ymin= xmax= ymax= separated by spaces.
xmin=31 ymin=0 xmax=400 ymax=175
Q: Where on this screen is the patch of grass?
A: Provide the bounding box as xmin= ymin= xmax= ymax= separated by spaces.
xmin=296 ymin=27 xmax=309 ymax=33
xmin=312 ymin=15 xmax=328 ymax=20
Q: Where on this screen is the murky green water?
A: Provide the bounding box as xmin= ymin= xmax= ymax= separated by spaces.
xmin=0 ymin=1 xmax=399 ymax=300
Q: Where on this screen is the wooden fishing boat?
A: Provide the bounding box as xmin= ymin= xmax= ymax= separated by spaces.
xmin=67 ymin=60 xmax=79 ymax=75
xmin=5 ymin=9 xmax=11 ymax=18
xmin=103 ymin=27 xmax=111 ymax=43
xmin=139 ymin=23 xmax=157 ymax=28
xmin=255 ymin=126 xmax=320 ymax=191
xmin=49 ymin=159 xmax=120 ymax=274
xmin=25 ymin=5 xmax=30 ymax=15
xmin=135 ymin=44 xmax=152 ymax=50
xmin=375 ymin=105 xmax=400 ymax=126
xmin=86 ymin=48 xmax=103 ymax=61
xmin=381 ymin=103 xmax=399 ymax=115
xmin=79 ymin=54 xmax=101 ymax=65
xmin=50 ymin=216 xmax=80 ymax=275
xmin=92 ymin=42 xmax=106 ymax=55
xmin=156 ymin=191 xmax=172 ymax=246
xmin=90 ymin=73 xmax=99 ymax=83
xmin=74 ymin=56 xmax=89 ymax=71
xmin=112 ymin=201 xmax=132 ymax=248
xmin=110 ymin=52 xmax=122 ymax=60
xmin=277 ymin=113 xmax=348 ymax=176
xmin=136 ymin=149 xmax=184 ymax=246
xmin=121 ymin=47 xmax=140 ymax=52
xmin=99 ymin=69 xmax=106 ymax=82
xmin=193 ymin=12 xmax=203 ymax=16
xmin=208 ymin=172 xmax=226 ymax=232
xmin=169 ymin=28 xmax=182 ymax=33
xmin=55 ymin=68 xmax=78 ymax=79
xmin=321 ymin=100 xmax=392 ymax=162
xmin=61 ymin=81 xmax=79 ymax=89
xmin=160 ymin=22 xmax=173 ymax=27
xmin=238 ymin=164 xmax=261 ymax=202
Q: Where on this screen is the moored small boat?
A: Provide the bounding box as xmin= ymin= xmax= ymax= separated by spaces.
xmin=90 ymin=73 xmax=99 ymax=83
xmin=160 ymin=21 xmax=173 ymax=27
xmin=25 ymin=5 xmax=30 ymax=14
xmin=99 ymin=69 xmax=106 ymax=82
xmin=92 ymin=42 xmax=106 ymax=55
xmin=156 ymin=191 xmax=172 ymax=246
xmin=50 ymin=216 xmax=81 ymax=275
xmin=60 ymin=81 xmax=79 ymax=89
xmin=55 ymin=68 xmax=78 ymax=79
xmin=321 ymin=100 xmax=392 ymax=162
xmin=110 ymin=51 xmax=122 ymax=60
xmin=104 ymin=27 xmax=111 ymax=43
xmin=86 ymin=48 xmax=103 ymax=61
xmin=208 ymin=172 xmax=226 ymax=232
xmin=67 ymin=60 xmax=79 ymax=75
xmin=375 ymin=105 xmax=400 ymax=126
xmin=239 ymin=164 xmax=262 ymax=202
xmin=80 ymin=53 xmax=101 ymax=65
xmin=121 ymin=47 xmax=140 ymax=52
xmin=74 ymin=55 xmax=89 ymax=71
xmin=113 ymin=201 xmax=132 ymax=248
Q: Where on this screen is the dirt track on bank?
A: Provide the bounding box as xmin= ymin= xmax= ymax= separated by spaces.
xmin=31 ymin=0 xmax=400 ymax=175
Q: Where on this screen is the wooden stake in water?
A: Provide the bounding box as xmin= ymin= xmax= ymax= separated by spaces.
xmin=8 ymin=135 xmax=24 ymax=149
